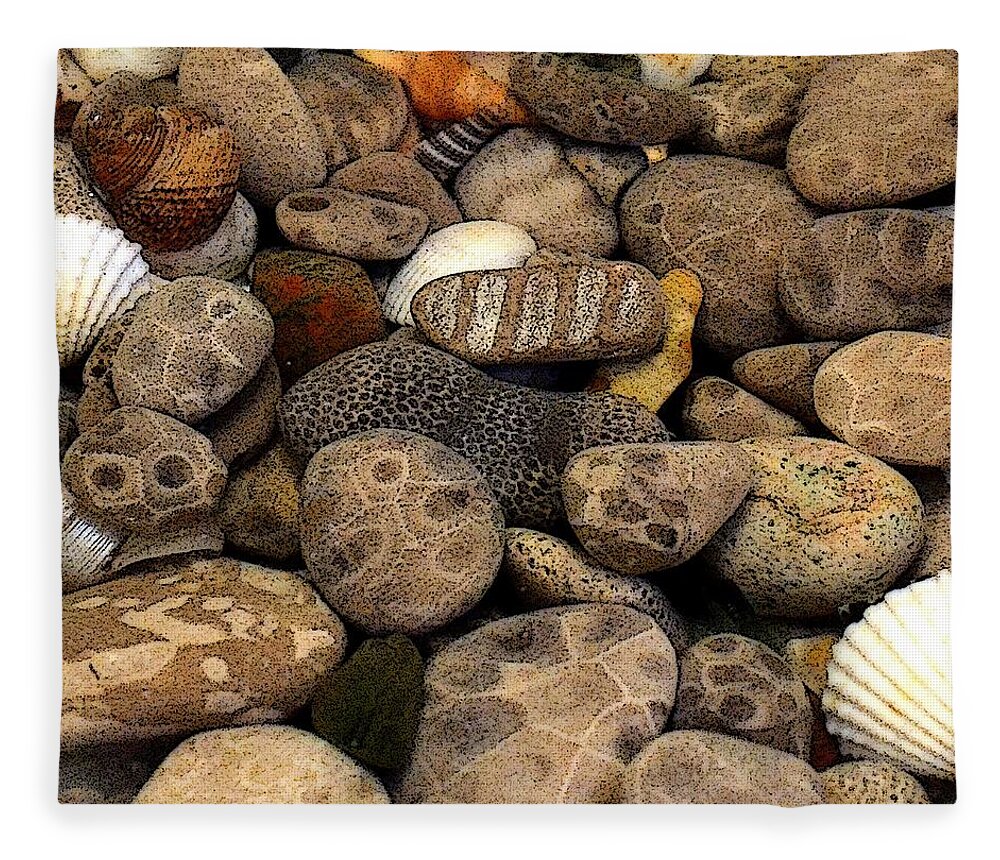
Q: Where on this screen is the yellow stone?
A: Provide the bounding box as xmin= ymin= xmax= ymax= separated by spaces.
xmin=589 ymin=269 xmax=702 ymax=412
xmin=783 ymin=634 xmax=838 ymax=696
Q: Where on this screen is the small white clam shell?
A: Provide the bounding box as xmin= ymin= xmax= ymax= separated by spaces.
xmin=55 ymin=214 xmax=153 ymax=367
xmin=69 ymin=48 xmax=183 ymax=83
xmin=384 ymin=220 xmax=536 ymax=326
xmin=637 ymin=54 xmax=714 ymax=89
xmin=823 ymin=570 xmax=953 ymax=779
xmin=62 ymin=488 xmax=121 ymax=594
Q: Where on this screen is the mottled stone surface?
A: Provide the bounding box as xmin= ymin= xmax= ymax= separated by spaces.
xmin=134 ymin=726 xmax=390 ymax=803
xmin=682 ymin=376 xmax=808 ymax=441
xmin=62 ymin=558 xmax=347 ymax=749
xmin=279 ymin=339 xmax=670 ymax=528
xmin=563 ymin=142 xmax=647 ymax=207
xmin=814 ymin=333 xmax=951 ymax=467
xmin=708 ymin=55 xmax=831 ymax=86
xmin=907 ymin=472 xmax=951 ymax=582
xmin=300 ymin=430 xmax=504 ymax=636
xmin=672 ymin=634 xmax=812 ymax=757
xmin=504 ymin=528 xmax=689 ymax=650
xmin=703 ymin=437 xmax=924 ymax=618
xmin=621 ymin=155 xmax=813 ymax=357
xmin=398 ymin=604 xmax=678 ymax=803
xmin=622 ymin=730 xmax=824 ymax=805
xmin=200 ymin=356 xmax=281 ymax=467
xmin=59 ymin=739 xmax=175 ymax=804
xmin=787 ymin=52 xmax=957 ymax=209
xmin=562 ymin=442 xmax=753 ymax=574
xmin=783 ymin=634 xmax=838 ymax=697
xmin=53 ymin=139 xmax=115 ymax=225
xmin=821 ymin=760 xmax=929 ymax=804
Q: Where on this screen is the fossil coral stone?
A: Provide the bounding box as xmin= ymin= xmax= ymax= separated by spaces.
xmin=732 ymin=341 xmax=845 ymax=425
xmin=61 ymin=558 xmax=347 ymax=749
xmin=779 ymin=209 xmax=953 ymax=340
xmin=787 ymin=52 xmax=958 ymax=209
xmin=134 ymin=726 xmax=389 ymax=804
xmin=672 ymin=634 xmax=812 ymax=757
xmin=813 ymin=332 xmax=951 ymax=468
xmin=823 ymin=571 xmax=953 ymax=780
xmin=703 ymin=437 xmax=925 ymax=618
xmin=411 ymin=260 xmax=665 ymax=364
xmin=300 ymin=430 xmax=504 ymax=636
xmin=311 ymin=634 xmax=425 ymax=771
xmin=621 ymin=155 xmax=814 ymax=357
xmin=398 ymin=604 xmax=678 ymax=803
xmin=62 ymin=407 xmax=227 ymax=534
xmin=251 ymin=249 xmax=385 ymax=386
xmin=71 ymin=48 xmax=183 ymax=83
xmin=455 ymin=129 xmax=619 ymax=257
xmin=682 ymin=376 xmax=808 ymax=441
xmin=508 ymin=52 xmax=698 ymax=145
xmin=821 ymin=760 xmax=929 ymax=804
xmin=503 ymin=528 xmax=689 ymax=650
xmin=113 ymin=276 xmax=274 ymax=424
xmin=589 ymin=269 xmax=702 ymax=411
xmin=622 ymin=730 xmax=824 ymax=805
xmin=279 ymin=339 xmax=670 ymax=528
xmin=199 ymin=355 xmax=281 ymax=467
xmin=562 ymin=442 xmax=753 ymax=575
xmin=178 ymin=48 xmax=326 ymax=206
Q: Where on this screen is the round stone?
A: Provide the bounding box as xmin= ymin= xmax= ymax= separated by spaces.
xmin=821 ymin=760 xmax=929 ymax=804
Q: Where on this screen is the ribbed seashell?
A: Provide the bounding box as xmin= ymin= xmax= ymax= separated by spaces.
xmin=414 ymin=111 xmax=503 ymax=182
xmin=55 ymin=214 xmax=153 ymax=367
xmin=69 ymin=48 xmax=183 ymax=83
xmin=77 ymin=103 xmax=239 ymax=252
xmin=61 ymin=487 xmax=121 ymax=593
xmin=637 ymin=54 xmax=714 ymax=89
xmin=823 ymin=571 xmax=953 ymax=779
xmin=383 ymin=221 xmax=537 ymax=326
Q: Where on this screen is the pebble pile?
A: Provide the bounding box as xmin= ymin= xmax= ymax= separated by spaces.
xmin=55 ymin=48 xmax=955 ymax=805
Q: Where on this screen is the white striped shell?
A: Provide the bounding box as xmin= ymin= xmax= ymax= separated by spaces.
xmin=637 ymin=54 xmax=714 ymax=89
xmin=55 ymin=214 xmax=153 ymax=367
xmin=383 ymin=220 xmax=536 ymax=325
xmin=69 ymin=48 xmax=183 ymax=83
xmin=823 ymin=570 xmax=953 ymax=779
xmin=61 ymin=488 xmax=121 ymax=594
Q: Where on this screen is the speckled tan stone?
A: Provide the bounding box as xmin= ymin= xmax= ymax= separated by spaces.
xmin=682 ymin=376 xmax=808 ymax=441
xmin=814 ymin=332 xmax=951 ymax=467
xmin=907 ymin=472 xmax=951 ymax=581
xmin=134 ymin=726 xmax=390 ymax=804
xmin=199 ymin=356 xmax=281 ymax=468
xmin=398 ymin=604 xmax=678 ymax=803
xmin=708 ymin=55 xmax=831 ymax=86
xmin=783 ymin=634 xmax=838 ymax=697
xmin=61 ymin=558 xmax=347 ymax=749
xmin=53 ymin=139 xmax=114 ymax=225
xmin=821 ymin=761 xmax=929 ymax=804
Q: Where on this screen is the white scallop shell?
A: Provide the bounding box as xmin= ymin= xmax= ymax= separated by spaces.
xmin=823 ymin=570 xmax=953 ymax=779
xmin=384 ymin=220 xmax=537 ymax=326
xmin=55 ymin=214 xmax=153 ymax=367
xmin=637 ymin=54 xmax=714 ymax=89
xmin=69 ymin=48 xmax=183 ymax=83
xmin=61 ymin=487 xmax=121 ymax=594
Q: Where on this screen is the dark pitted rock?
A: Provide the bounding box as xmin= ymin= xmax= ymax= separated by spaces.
xmin=276 ymin=186 xmax=428 ymax=260
xmin=504 ymin=528 xmax=690 ymax=650
xmin=821 ymin=760 xmax=929 ymax=804
xmin=508 ymin=52 xmax=699 ymax=145
xmin=779 ymin=209 xmax=953 ymax=339
xmin=200 ymin=356 xmax=280 ymax=467
xmin=455 ymin=129 xmax=619 ymax=257
xmin=279 ymin=339 xmax=671 ymax=527
xmin=622 ymin=730 xmax=824 ymax=805
xmin=411 ymin=260 xmax=665 ymax=365
xmin=251 ymin=249 xmax=386 ymax=386
xmin=703 ymin=437 xmax=924 ymax=618
xmin=620 ymin=155 xmax=814 ymax=357
xmin=61 ymin=558 xmax=347 ymax=749
xmin=672 ymin=634 xmax=812 ymax=757
xmin=732 ymin=341 xmax=845 ymax=425
xmin=786 ymin=52 xmax=958 ymax=210
xmin=300 ymin=430 xmax=504 ymax=636
xmin=311 ymin=634 xmax=424 ymax=771
xmin=218 ymin=443 xmax=301 ymax=562
xmin=682 ymin=376 xmax=808 ymax=441
xmin=814 ymin=332 xmax=951 ymax=468
xmin=563 ymin=142 xmax=647 ymax=206
xmin=59 ymin=739 xmax=175 ymax=804
xmin=113 ymin=277 xmax=274 ymax=425
xmin=397 ymin=604 xmax=678 ymax=803
xmin=328 ymin=152 xmax=461 ymax=231
xmin=561 ymin=442 xmax=753 ymax=575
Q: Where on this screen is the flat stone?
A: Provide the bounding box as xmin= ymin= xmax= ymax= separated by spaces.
xmin=682 ymin=376 xmax=808 ymax=441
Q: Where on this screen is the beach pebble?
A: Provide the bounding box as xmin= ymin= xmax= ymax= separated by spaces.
xmin=61 ymin=558 xmax=347 ymax=749
xmin=709 ymin=55 xmax=831 ymax=86
xmin=134 ymin=726 xmax=389 ymax=804
xmin=53 ymin=139 xmax=114 ymax=225
xmin=622 ymin=730 xmax=824 ymax=805
xmin=563 ymin=142 xmax=647 ymax=206
xmin=71 ymin=48 xmax=183 ymax=83
xmin=300 ymin=430 xmax=504 ymax=635
xmin=113 ymin=277 xmax=274 ymax=425
xmin=398 ymin=604 xmax=678 ymax=803
xmin=561 ymin=442 xmax=753 ymax=574
xmin=682 ymin=376 xmax=808 ymax=441
xmin=455 ymin=129 xmax=619 ymax=257
xmin=59 ymin=740 xmax=174 ymax=804
xmin=198 ymin=356 xmax=280 ymax=467
xmin=821 ymin=760 xmax=929 ymax=804
xmin=906 ymin=472 xmax=951 ymax=582
xmin=56 ymin=50 xmax=94 ymax=135
xmin=504 ymin=528 xmax=690 ymax=649
xmin=779 ymin=209 xmax=953 ymax=339
xmin=621 ymin=155 xmax=814 ymax=357
xmin=787 ymin=52 xmax=957 ymax=209
xmin=813 ymin=332 xmax=951 ymax=467
xmin=782 ymin=634 xmax=838 ymax=697
xmin=703 ymin=437 xmax=925 ymax=617
xmin=672 ymin=634 xmax=812 ymax=757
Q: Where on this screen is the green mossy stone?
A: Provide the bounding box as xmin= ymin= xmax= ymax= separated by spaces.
xmin=310 ymin=634 xmax=424 ymax=771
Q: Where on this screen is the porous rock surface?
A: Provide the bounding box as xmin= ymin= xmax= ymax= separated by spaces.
xmin=682 ymin=376 xmax=808 ymax=441
xmin=821 ymin=760 xmax=929 ymax=804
